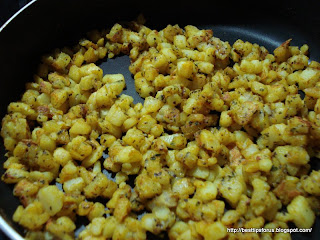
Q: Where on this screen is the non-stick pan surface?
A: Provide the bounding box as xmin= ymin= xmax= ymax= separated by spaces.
xmin=0 ymin=0 xmax=320 ymax=239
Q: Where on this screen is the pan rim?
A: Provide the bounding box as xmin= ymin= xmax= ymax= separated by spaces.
xmin=0 ymin=216 xmax=23 ymax=240
xmin=0 ymin=0 xmax=37 ymax=32
xmin=0 ymin=0 xmax=38 ymax=239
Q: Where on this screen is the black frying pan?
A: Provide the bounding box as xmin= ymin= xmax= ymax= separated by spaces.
xmin=0 ymin=0 xmax=320 ymax=239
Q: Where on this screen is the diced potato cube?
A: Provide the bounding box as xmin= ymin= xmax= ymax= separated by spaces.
xmin=287 ymin=196 xmax=315 ymax=228
xmin=194 ymin=181 xmax=217 ymax=202
xmin=53 ymin=147 xmax=72 ymax=166
xmin=105 ymin=105 xmax=127 ymax=127
xmin=274 ymin=145 xmax=309 ymax=165
xmin=114 ymin=146 xmax=142 ymax=163
xmin=240 ymin=60 xmax=262 ymax=74
xmin=160 ymin=134 xmax=187 ymax=150
xmin=177 ymin=60 xmax=194 ymax=78
xmin=70 ymin=119 xmax=92 ymax=136
xmin=38 ymin=185 xmax=64 ymax=216
xmin=63 ymin=177 xmax=85 ymax=194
